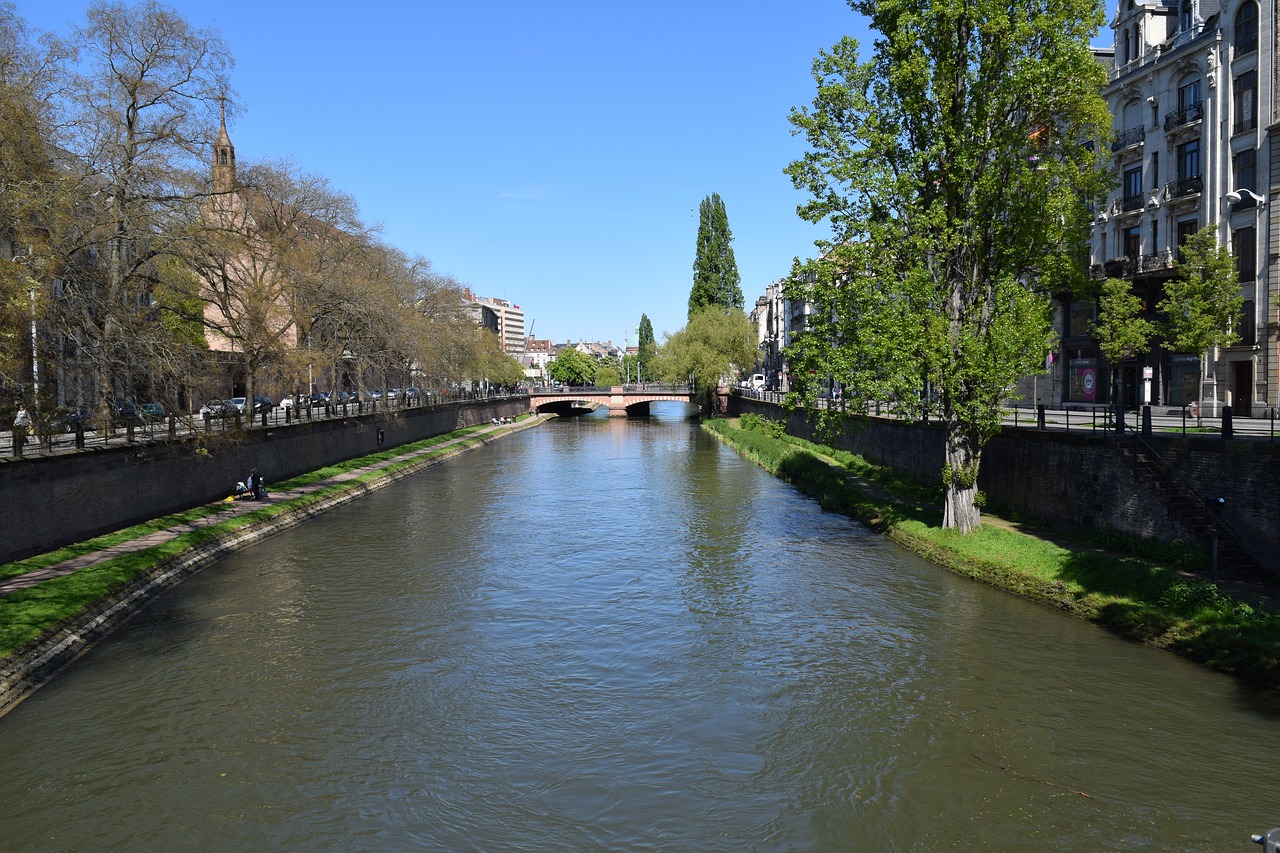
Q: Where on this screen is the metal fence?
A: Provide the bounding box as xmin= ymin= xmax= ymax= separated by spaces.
xmin=3 ymin=390 xmax=530 ymax=460
xmin=737 ymin=389 xmax=1279 ymax=441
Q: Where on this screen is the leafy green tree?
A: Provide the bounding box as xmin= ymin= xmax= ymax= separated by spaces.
xmin=637 ymin=313 xmax=656 ymax=379
xmin=1092 ymin=277 xmax=1158 ymax=402
xmin=594 ymin=364 xmax=622 ymax=387
xmin=1157 ymin=226 xmax=1243 ymax=408
xmin=688 ymin=193 xmax=742 ymax=318
xmin=548 ymin=346 xmax=596 ymax=387
xmin=656 ymin=306 xmax=756 ymax=409
xmin=785 ymin=0 xmax=1110 ymax=532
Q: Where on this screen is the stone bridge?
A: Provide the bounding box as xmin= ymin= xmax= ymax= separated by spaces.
xmin=528 ymin=385 xmax=697 ymax=417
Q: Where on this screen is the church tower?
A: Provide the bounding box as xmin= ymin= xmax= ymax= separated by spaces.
xmin=212 ymin=102 xmax=236 ymax=193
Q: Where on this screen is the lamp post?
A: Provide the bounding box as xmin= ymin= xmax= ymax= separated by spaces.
xmin=1224 ymin=188 xmax=1268 ymax=418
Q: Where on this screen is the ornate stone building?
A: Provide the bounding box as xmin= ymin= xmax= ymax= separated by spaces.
xmin=1086 ymin=0 xmax=1275 ymax=415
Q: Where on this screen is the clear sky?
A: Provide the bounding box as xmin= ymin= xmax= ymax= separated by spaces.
xmin=20 ymin=0 xmax=868 ymax=347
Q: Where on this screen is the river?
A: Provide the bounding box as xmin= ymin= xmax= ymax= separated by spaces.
xmin=0 ymin=407 xmax=1275 ymax=851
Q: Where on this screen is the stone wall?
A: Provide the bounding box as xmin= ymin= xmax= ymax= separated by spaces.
xmin=0 ymin=398 xmax=528 ymax=565
xmin=734 ymin=396 xmax=1280 ymax=574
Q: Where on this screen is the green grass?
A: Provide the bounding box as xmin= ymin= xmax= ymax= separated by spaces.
xmin=0 ymin=421 xmax=511 ymax=659
xmin=705 ymin=416 xmax=1280 ymax=690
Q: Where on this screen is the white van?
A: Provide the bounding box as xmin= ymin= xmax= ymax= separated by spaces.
xmin=748 ymin=374 xmax=766 ymax=390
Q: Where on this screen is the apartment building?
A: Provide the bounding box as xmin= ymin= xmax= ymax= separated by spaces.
xmin=1086 ymin=0 xmax=1274 ymax=415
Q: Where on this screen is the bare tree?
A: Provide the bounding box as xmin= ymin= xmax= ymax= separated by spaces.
xmin=58 ymin=0 xmax=233 ymax=420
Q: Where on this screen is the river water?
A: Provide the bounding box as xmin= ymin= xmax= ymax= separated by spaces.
xmin=0 ymin=408 xmax=1276 ymax=851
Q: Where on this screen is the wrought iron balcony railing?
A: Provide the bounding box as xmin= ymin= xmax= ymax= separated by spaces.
xmin=1164 ymin=102 xmax=1203 ymax=132
xmin=1166 ymin=175 xmax=1203 ymax=198
xmin=1111 ymin=126 xmax=1146 ymax=151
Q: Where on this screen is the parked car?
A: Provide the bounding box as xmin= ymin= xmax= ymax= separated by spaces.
xmin=227 ymin=397 xmax=248 ymax=414
xmin=140 ymin=402 xmax=166 ymax=423
xmin=51 ymin=405 xmax=95 ymax=433
xmin=112 ymin=400 xmax=145 ymax=427
xmin=199 ymin=399 xmax=238 ymax=418
xmin=307 ymin=391 xmax=331 ymax=409
xmin=252 ymin=395 xmax=273 ymax=413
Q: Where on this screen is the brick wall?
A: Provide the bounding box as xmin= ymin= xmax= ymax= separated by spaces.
xmin=0 ymin=399 xmax=528 ymax=565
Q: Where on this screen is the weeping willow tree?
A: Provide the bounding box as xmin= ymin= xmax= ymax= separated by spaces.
xmin=785 ymin=0 xmax=1111 ymax=532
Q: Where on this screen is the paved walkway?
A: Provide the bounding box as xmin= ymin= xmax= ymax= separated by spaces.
xmin=0 ymin=420 xmax=528 ymax=596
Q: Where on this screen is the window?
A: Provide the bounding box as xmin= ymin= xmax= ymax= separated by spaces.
xmin=1124 ymin=167 xmax=1142 ymax=196
xmin=1234 ymin=226 xmax=1256 ymax=282
xmin=1151 ymin=219 xmax=1159 ymax=254
xmin=1070 ymin=300 xmax=1096 ymax=337
xmin=1234 ymin=71 xmax=1257 ymax=133
xmin=1124 ymin=225 xmax=1141 ymax=258
xmin=1178 ymin=139 xmax=1200 ymax=179
xmin=1180 ymin=0 xmax=1194 ymax=31
xmin=1123 ymin=28 xmax=1132 ymax=63
xmin=1234 ymin=1 xmax=1258 ymax=53
xmin=1233 ymin=148 xmax=1257 ymax=193
xmin=1151 ymin=152 xmax=1159 ymax=187
xmin=1176 ymin=219 xmax=1198 ymax=258
xmin=1237 ymin=299 xmax=1256 ymax=345
xmin=1178 ymin=79 xmax=1201 ymax=110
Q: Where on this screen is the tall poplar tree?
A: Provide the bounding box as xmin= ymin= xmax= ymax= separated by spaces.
xmin=637 ymin=313 xmax=656 ymax=380
xmin=786 ymin=0 xmax=1111 ymax=532
xmin=688 ymin=192 xmax=742 ymax=318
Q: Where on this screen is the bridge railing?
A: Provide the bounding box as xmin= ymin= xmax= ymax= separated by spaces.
xmin=528 ymin=384 xmax=691 ymax=395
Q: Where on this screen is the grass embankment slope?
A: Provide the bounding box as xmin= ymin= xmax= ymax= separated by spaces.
xmin=705 ymin=415 xmax=1280 ymax=691
xmin=0 ymin=422 xmax=511 ymax=662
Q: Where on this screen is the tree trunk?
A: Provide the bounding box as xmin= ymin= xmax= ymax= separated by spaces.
xmin=942 ymin=423 xmax=982 ymax=533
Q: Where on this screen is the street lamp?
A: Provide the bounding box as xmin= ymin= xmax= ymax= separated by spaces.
xmin=1225 ymin=188 xmax=1268 ymax=206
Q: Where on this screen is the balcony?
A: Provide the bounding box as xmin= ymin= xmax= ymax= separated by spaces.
xmin=1103 ymin=258 xmax=1133 ymax=278
xmin=1111 ymin=126 xmax=1146 ymax=152
xmin=1120 ymin=192 xmax=1145 ymax=212
xmin=1165 ymin=175 xmax=1203 ymax=199
xmin=1135 ymin=250 xmax=1175 ymax=274
xmin=1164 ymin=102 xmax=1203 ymax=133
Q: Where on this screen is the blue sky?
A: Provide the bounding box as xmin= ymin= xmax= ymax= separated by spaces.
xmin=22 ymin=0 xmax=868 ymax=346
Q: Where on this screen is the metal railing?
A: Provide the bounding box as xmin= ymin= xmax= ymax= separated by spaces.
xmin=4 ymin=389 xmax=531 ymax=460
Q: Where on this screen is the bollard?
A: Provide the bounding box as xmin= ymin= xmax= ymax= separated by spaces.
xmin=1036 ymin=404 xmax=1046 ymax=430
xmin=260 ymin=409 xmax=267 ymax=427
xmin=1222 ymin=404 xmax=1233 ymax=440
xmin=1141 ymin=405 xmax=1152 ymax=436
xmin=12 ymin=428 xmax=22 ymax=457
xmin=168 ymin=414 xmax=176 ymax=438
xmin=204 ymin=412 xmax=211 ymax=433
xmin=1115 ymin=402 xmax=1124 ymax=435
xmin=75 ymin=422 xmax=85 ymax=449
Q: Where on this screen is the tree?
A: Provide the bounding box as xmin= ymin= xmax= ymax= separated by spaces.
xmin=548 ymin=347 xmax=596 ymax=387
xmin=786 ymin=0 xmax=1110 ymax=532
xmin=655 ymin=306 xmax=756 ymax=409
xmin=60 ymin=0 xmax=233 ymax=420
xmin=1157 ymin=226 xmax=1243 ymax=410
xmin=1092 ymin=276 xmax=1158 ymax=404
xmin=688 ymin=192 xmax=742 ymax=318
xmin=0 ymin=5 xmax=76 ymax=410
xmin=637 ymin=313 xmax=656 ymax=380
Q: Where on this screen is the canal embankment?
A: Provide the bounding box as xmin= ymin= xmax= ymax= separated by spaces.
xmin=0 ymin=416 xmax=546 ymax=716
xmin=0 ymin=397 xmax=531 ymax=566
xmin=704 ymin=415 xmax=1280 ymax=691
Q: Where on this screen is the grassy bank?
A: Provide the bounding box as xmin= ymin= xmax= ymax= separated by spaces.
xmin=0 ymin=421 xmax=511 ymax=659
xmin=705 ymin=415 xmax=1280 ymax=690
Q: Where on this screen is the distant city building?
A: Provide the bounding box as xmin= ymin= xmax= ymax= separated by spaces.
xmin=464 ymin=293 xmax=525 ymax=354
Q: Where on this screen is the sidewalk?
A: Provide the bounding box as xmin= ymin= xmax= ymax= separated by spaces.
xmin=0 ymin=418 xmax=534 ymax=596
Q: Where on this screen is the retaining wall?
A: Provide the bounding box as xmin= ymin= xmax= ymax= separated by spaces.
xmin=734 ymin=396 xmax=1280 ymax=575
xmin=0 ymin=398 xmax=528 ymax=565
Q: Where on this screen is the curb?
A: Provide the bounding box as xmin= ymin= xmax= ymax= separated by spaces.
xmin=0 ymin=417 xmax=544 ymax=716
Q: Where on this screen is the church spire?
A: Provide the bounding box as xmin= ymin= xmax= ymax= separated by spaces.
xmin=212 ymin=100 xmax=236 ymax=193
